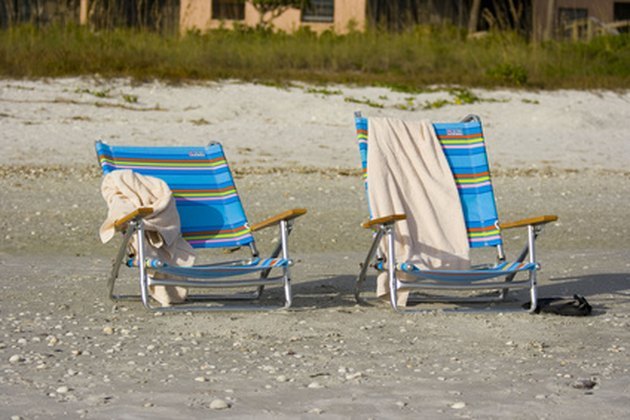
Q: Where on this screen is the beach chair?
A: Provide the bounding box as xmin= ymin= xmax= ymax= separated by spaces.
xmin=95 ymin=141 xmax=306 ymax=312
xmin=354 ymin=112 xmax=557 ymax=312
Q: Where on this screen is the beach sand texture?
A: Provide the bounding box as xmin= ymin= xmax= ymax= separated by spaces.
xmin=1 ymin=79 xmax=629 ymax=419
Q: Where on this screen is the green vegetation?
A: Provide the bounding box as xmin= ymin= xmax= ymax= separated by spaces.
xmin=0 ymin=24 xmax=628 ymax=89
xmin=305 ymin=87 xmax=342 ymax=96
xmin=344 ymin=96 xmax=384 ymax=108
xmin=75 ymin=88 xmax=111 ymax=98
xmin=421 ymin=88 xmax=508 ymax=110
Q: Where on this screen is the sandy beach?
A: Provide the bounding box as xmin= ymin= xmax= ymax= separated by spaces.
xmin=0 ymin=78 xmax=629 ymax=419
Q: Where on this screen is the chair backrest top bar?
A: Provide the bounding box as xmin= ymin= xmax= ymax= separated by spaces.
xmin=354 ymin=115 xmax=502 ymax=249
xmin=95 ymin=141 xmax=254 ymax=250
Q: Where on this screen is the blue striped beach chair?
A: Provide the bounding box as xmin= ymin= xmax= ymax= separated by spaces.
xmin=354 ymin=112 xmax=558 ymax=312
xmin=95 ymin=141 xmax=306 ymax=312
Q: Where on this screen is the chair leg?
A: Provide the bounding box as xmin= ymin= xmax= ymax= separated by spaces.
xmin=280 ymin=220 xmax=292 ymax=309
xmin=355 ymin=228 xmax=384 ymax=304
xmin=502 ymin=225 xmax=544 ymax=303
xmin=526 ymin=224 xmax=538 ymax=313
xmin=282 ymin=269 xmax=292 ymax=309
xmin=108 ymin=224 xmax=138 ymax=301
xmin=258 ymin=221 xmax=297 ymax=304
xmin=135 ymin=221 xmax=154 ymax=311
xmin=385 ymin=225 xmax=400 ymax=312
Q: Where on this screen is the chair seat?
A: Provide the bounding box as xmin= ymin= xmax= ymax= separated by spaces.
xmin=138 ymin=257 xmax=291 ymax=279
xmin=396 ymin=261 xmax=537 ymax=282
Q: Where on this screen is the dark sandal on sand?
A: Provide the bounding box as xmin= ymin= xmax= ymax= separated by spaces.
xmin=524 ymin=294 xmax=592 ymax=316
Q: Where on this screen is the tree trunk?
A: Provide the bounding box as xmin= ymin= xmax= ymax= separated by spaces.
xmin=544 ymin=0 xmax=556 ymax=40
xmin=80 ymin=0 xmax=89 ymax=25
xmin=468 ymin=0 xmax=481 ymax=34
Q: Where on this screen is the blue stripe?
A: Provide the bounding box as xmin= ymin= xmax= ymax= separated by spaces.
xmin=175 ymin=196 xmax=242 ymax=206
xmin=397 ymin=261 xmax=536 ymax=282
xmin=355 ymin=116 xmax=502 ymax=249
xmin=96 ymin=141 xmax=253 ymax=250
xmin=155 ymin=258 xmax=290 ymax=278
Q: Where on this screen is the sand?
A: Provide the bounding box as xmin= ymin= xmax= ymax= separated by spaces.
xmin=0 ymin=78 xmax=629 ymax=419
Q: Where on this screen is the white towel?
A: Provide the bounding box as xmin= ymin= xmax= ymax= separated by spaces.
xmin=99 ymin=169 xmax=195 ymax=306
xmin=367 ymin=117 xmax=470 ymax=306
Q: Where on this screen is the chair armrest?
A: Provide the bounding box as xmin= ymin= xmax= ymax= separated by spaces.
xmin=361 ymin=214 xmax=407 ymax=229
xmin=499 ymin=215 xmax=558 ymax=230
xmin=114 ymin=207 xmax=154 ymax=230
xmin=250 ymin=208 xmax=307 ymax=232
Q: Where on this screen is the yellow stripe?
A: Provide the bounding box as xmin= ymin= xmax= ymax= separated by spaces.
xmin=174 ymin=189 xmax=237 ymax=198
xmin=468 ymin=230 xmax=500 ymax=238
xmin=186 ymin=229 xmax=252 ymax=240
xmin=456 ymin=176 xmax=491 ymax=184
xmin=440 ymin=137 xmax=484 ymax=145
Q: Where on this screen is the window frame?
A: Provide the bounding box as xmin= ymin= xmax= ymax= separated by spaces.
xmin=301 ymin=0 xmax=335 ymax=23
xmin=212 ymin=0 xmax=246 ymax=21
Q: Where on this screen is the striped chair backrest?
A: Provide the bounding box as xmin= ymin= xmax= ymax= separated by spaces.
xmin=354 ymin=116 xmax=502 ymax=249
xmin=95 ymin=141 xmax=254 ymax=250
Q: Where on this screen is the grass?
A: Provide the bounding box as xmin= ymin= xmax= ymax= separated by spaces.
xmin=0 ymin=24 xmax=628 ymax=89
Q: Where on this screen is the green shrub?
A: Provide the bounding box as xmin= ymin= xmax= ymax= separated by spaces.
xmin=486 ymin=63 xmax=529 ymax=86
xmin=0 ymin=24 xmax=628 ymax=89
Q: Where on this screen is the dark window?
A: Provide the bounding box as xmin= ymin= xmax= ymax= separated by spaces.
xmin=302 ymin=0 xmax=334 ymax=23
xmin=614 ymin=2 xmax=630 ymax=21
xmin=614 ymin=2 xmax=630 ymax=33
xmin=557 ymin=7 xmax=588 ymax=27
xmin=213 ymin=0 xmax=245 ymax=20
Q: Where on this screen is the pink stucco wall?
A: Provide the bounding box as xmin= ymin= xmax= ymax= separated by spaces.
xmin=180 ymin=0 xmax=366 ymax=34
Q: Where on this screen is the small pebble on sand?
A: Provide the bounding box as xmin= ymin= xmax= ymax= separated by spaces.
xmin=210 ymin=399 xmax=230 ymax=410
xmin=9 ymin=355 xmax=24 ymax=364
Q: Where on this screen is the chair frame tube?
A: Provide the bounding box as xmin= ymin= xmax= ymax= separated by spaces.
xmin=526 ymin=224 xmax=538 ymax=313
xmin=386 ymin=225 xmax=399 ymax=311
xmin=355 ymin=228 xmax=385 ymax=303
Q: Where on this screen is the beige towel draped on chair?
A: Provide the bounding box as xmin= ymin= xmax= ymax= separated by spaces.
xmin=366 ymin=117 xmax=471 ymax=306
xmin=99 ymin=169 xmax=195 ymax=306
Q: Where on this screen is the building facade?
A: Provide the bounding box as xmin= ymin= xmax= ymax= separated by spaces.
xmin=180 ymin=0 xmax=367 ymax=34
xmin=179 ymin=0 xmax=630 ymax=39
xmin=1 ymin=0 xmax=627 ymax=39
xmin=532 ymin=0 xmax=630 ymax=40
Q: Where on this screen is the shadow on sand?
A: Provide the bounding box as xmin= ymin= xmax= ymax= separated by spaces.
xmin=286 ymin=272 xmax=630 ymax=313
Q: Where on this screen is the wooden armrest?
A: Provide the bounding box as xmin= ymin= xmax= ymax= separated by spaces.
xmin=114 ymin=207 xmax=154 ymax=230
xmin=250 ymin=208 xmax=307 ymax=232
xmin=361 ymin=214 xmax=407 ymax=229
xmin=499 ymin=215 xmax=558 ymax=230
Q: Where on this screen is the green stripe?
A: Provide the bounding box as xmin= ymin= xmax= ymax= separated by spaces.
xmin=468 ymin=230 xmax=500 ymax=238
xmin=440 ymin=137 xmax=484 ymax=145
xmin=185 ymin=229 xmax=252 ymax=240
xmin=455 ymin=176 xmax=491 ymax=184
xmin=100 ymin=157 xmax=226 ymax=168
xmin=174 ymin=189 xmax=237 ymax=198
